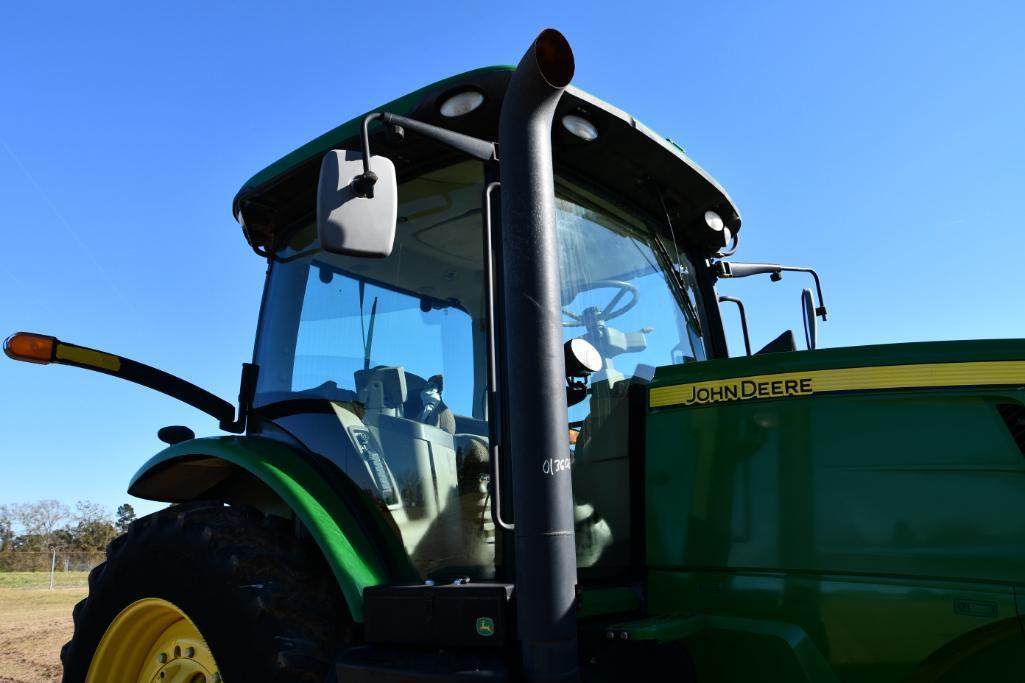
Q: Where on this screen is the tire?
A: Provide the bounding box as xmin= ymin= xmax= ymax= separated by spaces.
xmin=61 ymin=501 xmax=352 ymax=682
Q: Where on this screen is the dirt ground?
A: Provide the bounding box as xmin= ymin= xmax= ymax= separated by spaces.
xmin=0 ymin=574 xmax=87 ymax=683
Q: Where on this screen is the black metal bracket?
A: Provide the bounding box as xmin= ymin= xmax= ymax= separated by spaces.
xmin=219 ymin=363 xmax=259 ymax=434
xmin=354 ymin=111 xmax=499 ymax=199
xmin=482 ymin=181 xmax=514 ymax=533
xmin=714 ymin=261 xmax=829 ymax=321
xmin=718 ymin=295 xmax=752 ymax=356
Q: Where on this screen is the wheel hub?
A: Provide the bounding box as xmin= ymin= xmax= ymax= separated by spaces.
xmin=86 ymin=597 xmax=221 ymax=683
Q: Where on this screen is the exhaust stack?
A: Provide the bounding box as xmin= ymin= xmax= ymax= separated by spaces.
xmin=498 ymin=29 xmax=579 ymax=683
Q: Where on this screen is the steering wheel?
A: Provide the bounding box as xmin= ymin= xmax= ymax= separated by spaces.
xmin=563 ymin=280 xmax=639 ymax=327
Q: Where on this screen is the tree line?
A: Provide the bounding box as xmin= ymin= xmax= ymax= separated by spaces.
xmin=0 ymin=500 xmax=136 ymax=553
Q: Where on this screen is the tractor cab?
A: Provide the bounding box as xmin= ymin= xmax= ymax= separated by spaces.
xmin=228 ymin=52 xmax=739 ymax=603
xmin=246 ymin=155 xmax=712 ymax=583
xmin=225 ymin=47 xmax=740 ymax=679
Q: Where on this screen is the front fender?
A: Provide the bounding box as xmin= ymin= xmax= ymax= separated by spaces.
xmin=129 ymin=435 xmax=416 ymax=621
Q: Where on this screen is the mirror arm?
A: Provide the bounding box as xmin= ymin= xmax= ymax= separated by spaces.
xmin=381 ymin=113 xmax=498 ymax=161
xmin=715 ymin=261 xmax=829 ymax=321
xmin=790 ymin=266 xmax=828 ymax=321
xmin=355 ymin=112 xmax=499 ymax=198
xmin=354 ymin=113 xmax=384 ymax=198
xmin=718 ymin=295 xmax=752 ymax=356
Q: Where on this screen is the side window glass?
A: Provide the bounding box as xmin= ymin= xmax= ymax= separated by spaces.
xmin=253 ymin=162 xmax=496 ymax=581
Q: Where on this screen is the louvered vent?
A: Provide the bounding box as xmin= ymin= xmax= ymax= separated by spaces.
xmin=996 ymin=404 xmax=1025 ymax=457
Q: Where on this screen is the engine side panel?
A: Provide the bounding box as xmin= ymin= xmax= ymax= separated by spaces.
xmin=646 ymin=339 xmax=1025 ymax=680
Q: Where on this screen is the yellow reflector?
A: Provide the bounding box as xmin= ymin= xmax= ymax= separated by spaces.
xmin=55 ymin=344 xmax=120 ymax=372
xmin=3 ymin=332 xmax=57 ymax=364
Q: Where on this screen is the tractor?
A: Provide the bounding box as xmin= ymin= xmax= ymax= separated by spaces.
xmin=6 ymin=29 xmax=1025 ymax=683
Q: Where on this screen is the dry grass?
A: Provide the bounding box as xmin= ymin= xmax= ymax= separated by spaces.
xmin=0 ymin=572 xmax=89 ymax=591
xmin=0 ymin=573 xmax=87 ymax=683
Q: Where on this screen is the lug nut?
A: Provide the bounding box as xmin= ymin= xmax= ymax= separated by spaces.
xmin=185 ymin=646 xmax=195 ymax=658
xmin=158 ymin=653 xmax=167 ymax=663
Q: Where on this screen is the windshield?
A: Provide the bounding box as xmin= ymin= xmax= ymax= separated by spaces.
xmin=251 ymin=161 xmax=706 ymax=580
xmin=557 ymin=177 xmax=706 ymax=401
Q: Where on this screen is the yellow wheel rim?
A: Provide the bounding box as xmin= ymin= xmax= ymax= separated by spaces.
xmin=86 ymin=597 xmax=222 ymax=683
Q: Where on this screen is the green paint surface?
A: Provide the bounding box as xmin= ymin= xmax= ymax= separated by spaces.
xmin=234 ymin=65 xmax=731 ymax=210
xmin=577 ymin=586 xmax=642 ymax=620
xmin=645 ymin=339 xmax=1025 ymax=680
xmin=235 ymin=66 xmax=512 ymax=196
xmin=130 ymin=435 xmax=409 ymax=621
xmin=650 ymin=338 xmax=1025 ymax=389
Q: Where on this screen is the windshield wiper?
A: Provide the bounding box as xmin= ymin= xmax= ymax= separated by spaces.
xmin=647 ymin=182 xmax=702 ymax=335
xmin=649 ymin=231 xmax=702 ymax=335
xmin=358 ymin=280 xmax=379 ymax=371
xmin=364 ymin=297 xmax=378 ymax=371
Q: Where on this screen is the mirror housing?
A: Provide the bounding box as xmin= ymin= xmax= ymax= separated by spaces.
xmin=802 ymin=288 xmax=818 ymax=350
xmin=317 ymin=149 xmax=397 ymax=258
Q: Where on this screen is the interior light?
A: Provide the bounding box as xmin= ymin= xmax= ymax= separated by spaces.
xmin=439 ymin=90 xmax=485 ymax=118
xmin=562 ymin=114 xmax=598 ymax=141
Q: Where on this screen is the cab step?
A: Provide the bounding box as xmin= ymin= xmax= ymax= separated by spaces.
xmin=332 ymin=645 xmax=511 ymax=682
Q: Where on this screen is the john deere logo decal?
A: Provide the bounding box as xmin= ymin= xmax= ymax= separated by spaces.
xmin=649 ymin=360 xmax=1025 ymax=409
xmin=476 ymin=616 xmax=495 ymax=637
xmin=683 ymin=377 xmax=814 ymax=406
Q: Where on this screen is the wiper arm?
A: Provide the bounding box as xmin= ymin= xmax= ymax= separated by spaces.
xmin=364 ymin=296 xmax=378 ymax=371
xmin=648 ymin=181 xmax=701 ymax=334
xmin=649 ymin=232 xmax=702 ymax=334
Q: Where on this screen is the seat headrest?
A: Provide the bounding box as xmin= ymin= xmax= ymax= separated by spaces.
xmin=355 ymin=366 xmax=408 ymax=415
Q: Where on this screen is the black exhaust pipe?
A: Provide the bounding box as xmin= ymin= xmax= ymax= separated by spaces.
xmin=498 ymin=29 xmax=579 ymax=683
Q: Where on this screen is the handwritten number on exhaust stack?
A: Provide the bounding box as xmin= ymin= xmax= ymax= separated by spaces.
xmin=542 ymin=458 xmax=571 ymax=476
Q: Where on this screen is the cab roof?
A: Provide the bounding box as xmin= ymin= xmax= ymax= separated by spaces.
xmin=233 ymin=66 xmax=740 ymax=257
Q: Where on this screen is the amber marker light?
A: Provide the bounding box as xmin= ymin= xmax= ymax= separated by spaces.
xmin=3 ymin=332 xmax=58 ymax=364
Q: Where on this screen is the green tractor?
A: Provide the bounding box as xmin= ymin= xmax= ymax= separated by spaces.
xmin=7 ymin=29 xmax=1025 ymax=683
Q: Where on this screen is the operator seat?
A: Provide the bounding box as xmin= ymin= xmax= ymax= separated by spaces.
xmin=406 ymin=373 xmax=488 ymax=517
xmin=353 ymin=366 xmax=492 ymax=574
xmin=409 ymin=373 xmax=494 ymax=569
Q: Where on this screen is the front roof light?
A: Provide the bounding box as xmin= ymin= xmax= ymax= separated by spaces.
xmin=562 ymin=114 xmax=598 ymax=141
xmin=439 ymin=90 xmax=485 ymax=118
xmin=704 ymin=210 xmax=724 ymax=232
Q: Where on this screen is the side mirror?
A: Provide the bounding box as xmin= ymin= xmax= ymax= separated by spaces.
xmin=317 ymin=149 xmax=397 ymax=258
xmin=802 ymin=288 xmax=818 ymax=350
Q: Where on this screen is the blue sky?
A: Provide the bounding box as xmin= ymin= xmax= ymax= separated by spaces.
xmin=1 ymin=2 xmax=1023 ymax=517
